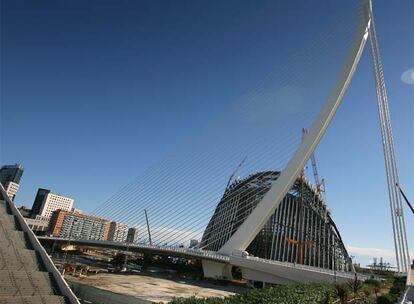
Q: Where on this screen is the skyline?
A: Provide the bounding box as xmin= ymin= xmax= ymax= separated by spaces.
xmin=1 ymin=0 xmax=413 ymax=268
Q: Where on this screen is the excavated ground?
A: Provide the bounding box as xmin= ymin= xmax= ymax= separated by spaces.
xmin=67 ymin=272 xmax=242 ymax=303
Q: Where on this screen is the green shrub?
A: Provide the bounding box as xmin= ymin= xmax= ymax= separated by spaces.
xmin=376 ymin=294 xmax=397 ymax=304
xmin=364 ymin=279 xmax=381 ymax=287
xmin=389 ymin=280 xmax=405 ymax=295
xmin=168 ymin=284 xmax=336 ymax=304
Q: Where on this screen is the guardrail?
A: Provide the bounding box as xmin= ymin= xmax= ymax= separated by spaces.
xmin=0 ymin=185 xmax=80 ymax=304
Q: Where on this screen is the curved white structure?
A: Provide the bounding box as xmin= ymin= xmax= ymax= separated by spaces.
xmin=218 ymin=0 xmax=410 ymax=275
xmin=218 ymin=0 xmax=373 ymax=256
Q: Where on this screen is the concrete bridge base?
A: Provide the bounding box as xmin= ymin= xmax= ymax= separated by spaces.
xmin=241 ymin=267 xmax=295 ymax=285
xmin=201 ymin=260 xmax=233 ymax=280
xmin=231 ymin=256 xmax=366 ymax=285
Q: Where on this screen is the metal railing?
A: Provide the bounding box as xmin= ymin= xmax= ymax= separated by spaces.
xmin=42 ymin=237 xmax=230 ymax=263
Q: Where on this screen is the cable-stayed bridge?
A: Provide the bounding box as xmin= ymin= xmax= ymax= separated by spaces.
xmin=39 ymin=0 xmax=410 ymax=286
xmin=1 ymin=0 xmax=410 ymax=299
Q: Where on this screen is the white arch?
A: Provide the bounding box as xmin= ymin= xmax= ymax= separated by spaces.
xmin=219 ymin=0 xmax=373 ymax=255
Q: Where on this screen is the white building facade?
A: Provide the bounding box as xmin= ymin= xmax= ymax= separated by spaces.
xmin=108 ymin=221 xmax=128 ymax=242
xmin=4 ymin=181 xmax=20 ymax=201
xmin=25 ymin=215 xmax=50 ymax=233
xmin=38 ymin=192 xmax=74 ymax=218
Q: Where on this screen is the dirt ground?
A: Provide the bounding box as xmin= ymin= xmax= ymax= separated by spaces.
xmin=68 ymin=273 xmax=241 ymax=303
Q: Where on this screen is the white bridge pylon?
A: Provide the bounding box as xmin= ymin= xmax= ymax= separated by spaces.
xmin=218 ymin=0 xmax=410 ymax=274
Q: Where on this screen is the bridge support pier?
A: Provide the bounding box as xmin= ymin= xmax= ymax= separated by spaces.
xmin=201 ymin=260 xmax=233 ymax=280
xmin=241 ymin=267 xmax=294 ymax=285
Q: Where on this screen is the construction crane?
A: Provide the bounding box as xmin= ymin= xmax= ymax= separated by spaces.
xmin=302 ymin=128 xmax=325 ymax=196
xmin=225 ymin=156 xmax=247 ymax=190
xmin=311 ymin=154 xmax=325 ymax=196
xmin=396 ymin=183 xmax=414 ymax=215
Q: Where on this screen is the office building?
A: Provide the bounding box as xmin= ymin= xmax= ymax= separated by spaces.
xmin=200 ymin=171 xmax=352 ymax=272
xmin=49 ymin=210 xmax=110 ymax=241
xmin=0 ymin=164 xmax=24 ymax=201
xmin=108 ymin=221 xmax=128 ymax=242
xmin=30 ymin=188 xmax=73 ymax=218
xmin=25 ymin=215 xmax=50 ymax=234
xmin=126 ymin=227 xmax=139 ymax=243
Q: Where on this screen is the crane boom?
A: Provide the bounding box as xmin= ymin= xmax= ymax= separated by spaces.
xmin=225 ymin=156 xmax=247 ymax=190
xmin=396 ymin=183 xmax=414 ymax=215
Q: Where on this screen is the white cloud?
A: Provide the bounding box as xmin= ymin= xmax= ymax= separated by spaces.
xmin=347 ymin=246 xmax=396 ymax=258
xmin=401 ymin=67 xmax=414 ymax=85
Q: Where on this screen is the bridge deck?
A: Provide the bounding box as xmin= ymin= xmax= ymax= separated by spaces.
xmin=40 ymin=236 xmax=366 ymax=284
xmin=39 ymin=237 xmax=230 ymax=263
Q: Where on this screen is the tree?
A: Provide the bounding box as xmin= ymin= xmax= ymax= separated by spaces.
xmin=373 ymin=286 xmax=381 ymax=299
xmin=347 ymin=277 xmax=363 ymax=296
xmin=335 ymin=283 xmax=349 ymax=304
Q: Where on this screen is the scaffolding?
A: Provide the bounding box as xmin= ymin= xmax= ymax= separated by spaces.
xmin=200 ymin=171 xmax=352 ymax=272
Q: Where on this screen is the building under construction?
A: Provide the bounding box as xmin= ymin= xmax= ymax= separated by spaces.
xmin=200 ymin=171 xmax=352 ymax=272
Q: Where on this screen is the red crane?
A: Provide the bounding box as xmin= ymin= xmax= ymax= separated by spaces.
xmin=302 ymin=128 xmax=325 ymax=196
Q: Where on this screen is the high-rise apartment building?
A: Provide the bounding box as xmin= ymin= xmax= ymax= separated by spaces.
xmin=126 ymin=227 xmax=139 ymax=243
xmin=108 ymin=221 xmax=128 ymax=242
xmin=49 ymin=210 xmax=110 ymax=241
xmin=0 ymin=164 xmax=24 ymax=201
xmin=30 ymin=188 xmax=73 ymax=218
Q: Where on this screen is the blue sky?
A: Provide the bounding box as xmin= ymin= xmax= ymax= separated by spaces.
xmin=1 ymin=0 xmax=413 ymax=267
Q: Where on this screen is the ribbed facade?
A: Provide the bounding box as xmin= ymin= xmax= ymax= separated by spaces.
xmin=200 ymin=171 xmax=352 ymax=271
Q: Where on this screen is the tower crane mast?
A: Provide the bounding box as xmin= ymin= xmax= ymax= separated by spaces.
xmin=225 ymin=156 xmax=247 ymax=190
